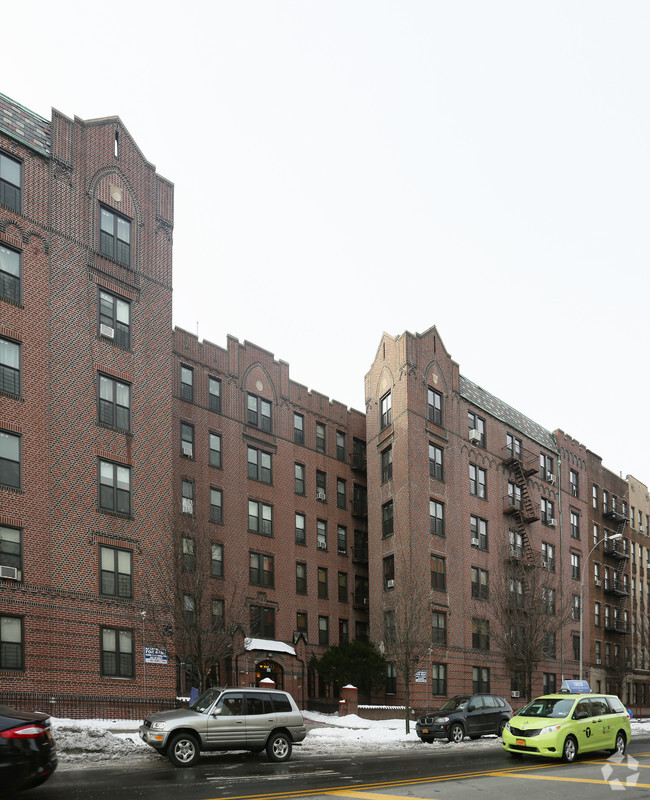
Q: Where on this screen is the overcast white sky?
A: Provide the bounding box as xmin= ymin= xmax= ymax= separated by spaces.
xmin=4 ymin=2 xmax=649 ymax=482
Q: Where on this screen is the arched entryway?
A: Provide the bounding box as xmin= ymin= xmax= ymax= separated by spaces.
xmin=256 ymin=659 xmax=284 ymax=689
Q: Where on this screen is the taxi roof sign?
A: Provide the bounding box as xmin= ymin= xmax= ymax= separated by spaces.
xmin=560 ymin=679 xmax=591 ymax=694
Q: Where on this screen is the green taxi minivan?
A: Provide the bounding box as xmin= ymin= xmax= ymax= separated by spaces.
xmin=502 ymin=681 xmax=630 ymax=763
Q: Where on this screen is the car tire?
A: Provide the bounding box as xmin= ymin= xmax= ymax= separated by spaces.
xmin=448 ymin=722 xmax=464 ymax=744
xmin=509 ymin=751 xmax=522 ymax=759
xmin=609 ymin=731 xmax=627 ymax=756
xmin=498 ymin=719 xmax=507 ymax=738
xmin=167 ymin=732 xmax=200 ymax=767
xmin=266 ymin=731 xmax=292 ymax=762
xmin=419 ymin=737 xmax=435 ymax=744
xmin=562 ymin=735 xmax=578 ymax=763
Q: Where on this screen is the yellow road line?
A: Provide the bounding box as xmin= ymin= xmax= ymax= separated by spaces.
xmin=332 ymin=792 xmax=436 ymax=800
xmin=490 ymin=771 xmax=650 ymax=788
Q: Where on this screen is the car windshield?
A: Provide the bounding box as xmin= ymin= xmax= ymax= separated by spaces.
xmin=190 ymin=688 xmax=223 ymax=714
xmin=440 ymin=696 xmax=470 ymax=712
xmin=519 ymin=697 xmax=575 ymax=719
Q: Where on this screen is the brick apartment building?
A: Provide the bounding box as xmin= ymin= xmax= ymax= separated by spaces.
xmin=1 ymin=93 xmax=648 ymax=714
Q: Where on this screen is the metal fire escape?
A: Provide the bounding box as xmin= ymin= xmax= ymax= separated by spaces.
xmin=603 ymin=503 xmax=629 ymax=634
xmin=502 ymin=445 xmax=540 ymax=563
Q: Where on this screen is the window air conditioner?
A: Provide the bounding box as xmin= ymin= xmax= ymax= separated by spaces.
xmin=548 ymin=518 xmax=557 ymax=527
xmin=469 ymin=429 xmax=481 ymax=444
xmin=547 ymin=473 xmax=556 ymax=484
xmin=316 ymin=491 xmax=326 ymax=501
xmin=386 ymin=579 xmax=395 ymax=588
xmin=542 ymin=559 xmax=549 ymax=568
xmin=317 ymin=541 xmax=327 ymax=550
xmin=182 ymin=445 xmax=193 ymax=457
xmin=596 ymin=658 xmax=602 ymax=665
xmin=595 ymin=579 xmax=601 ymax=586
xmin=100 ymin=324 xmax=115 ymax=339
xmin=640 ymin=525 xmax=644 ymax=532
xmin=471 ymin=537 xmax=480 ymax=546
xmin=511 ymin=691 xmax=520 ymax=698
xmin=0 ymin=565 xmax=18 ymax=580
xmin=363 ymin=597 xmax=369 ymax=605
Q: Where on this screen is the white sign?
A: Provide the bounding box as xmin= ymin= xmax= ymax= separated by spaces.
xmin=415 ymin=670 xmax=427 ymax=683
xmin=144 ymin=646 xmax=168 ymax=665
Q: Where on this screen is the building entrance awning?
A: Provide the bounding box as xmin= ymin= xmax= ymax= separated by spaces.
xmin=244 ymin=637 xmax=296 ymax=656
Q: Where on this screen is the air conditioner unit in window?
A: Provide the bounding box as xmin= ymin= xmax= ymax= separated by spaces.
xmin=511 ymin=691 xmax=520 ymax=698
xmin=548 ymin=518 xmax=557 ymax=527
xmin=182 ymin=445 xmax=193 ymax=457
xmin=316 ymin=491 xmax=326 ymax=501
xmin=0 ymin=565 xmax=18 ymax=580
xmin=595 ymin=578 xmax=601 ymax=586
xmin=363 ymin=598 xmax=368 ymax=605
xmin=182 ymin=498 xmax=194 ymax=514
xmin=547 ymin=473 xmax=556 ymax=484
xmin=317 ymin=541 xmax=327 ymax=550
xmin=596 ymin=658 xmax=602 ymax=665
xmin=471 ymin=537 xmax=480 ymax=546
xmin=542 ymin=559 xmax=549 ymax=568
xmin=640 ymin=525 xmax=645 ymax=532
xmin=100 ymin=324 xmax=115 ymax=339
xmin=386 ymin=579 xmax=395 ymax=588
xmin=469 ymin=429 xmax=481 ymax=444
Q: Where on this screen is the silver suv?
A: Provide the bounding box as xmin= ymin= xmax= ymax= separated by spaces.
xmin=139 ymin=687 xmax=307 ymax=766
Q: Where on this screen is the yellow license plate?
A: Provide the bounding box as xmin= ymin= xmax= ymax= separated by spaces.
xmin=422 ymin=728 xmax=429 ymax=734
xmin=516 ymin=739 xmax=526 ymax=746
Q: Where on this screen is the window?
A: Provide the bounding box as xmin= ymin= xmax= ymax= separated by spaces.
xmin=338 ymin=571 xmax=348 ymax=603
xmin=179 ymin=422 xmax=194 ymax=458
xmin=181 ymin=480 xmax=194 ymax=515
xmin=211 ymin=543 xmax=224 ymax=578
xmin=428 ymin=387 xmax=442 ymax=425
xmin=510 ymin=529 xmax=523 ymax=559
xmin=0 ymin=337 xmax=20 ymax=396
xmin=295 ymin=513 xmax=306 ymax=545
xmin=382 ymin=501 xmax=394 ymax=538
xmin=570 ymin=511 xmax=580 ymax=539
xmin=316 ymin=422 xmax=326 ymax=453
xmin=100 ymin=546 xmax=132 ymax=597
xmin=248 ymin=500 xmax=273 ymax=536
xmin=180 ymin=365 xmax=194 ymax=401
xmin=540 ymin=453 xmax=554 ymax=481
xmin=570 ymin=469 xmax=579 ymax=497
xmin=296 ymin=562 xmax=307 ymax=594
xmin=473 ymin=666 xmax=490 ymax=693
xmin=508 ymin=481 xmax=522 ymax=510
xmin=352 ymin=438 xmax=366 ymax=470
xmin=541 ymin=497 xmax=555 ymax=525
xmin=471 ymin=567 xmax=489 ymax=600
xmin=205 ymin=432 xmax=221 ymax=468
xmin=542 ymin=586 xmax=556 ymax=615
xmin=99 ymin=460 xmax=131 ymax=515
xmin=542 ymin=542 xmax=555 ymax=572
xmin=430 ymin=500 xmax=444 ymax=537
xmin=316 ymin=470 xmax=327 ymax=498
xmin=337 ymin=479 xmax=347 ymax=509
xmin=572 ymin=594 xmax=580 ymax=622
xmin=571 ymin=552 xmax=580 ymax=580
xmin=0 ymin=615 xmax=23 ymax=670
xmin=181 ymin=537 xmax=195 ymax=573
xmin=338 ymin=618 xmax=348 ymax=644
xmin=250 ymin=605 xmax=275 ymax=638
xmin=317 ymin=519 xmax=327 ymax=549
xmin=595 ymin=601 xmax=601 ymax=627
xmin=99 ymin=289 xmax=130 ymax=349
xmin=99 ymin=206 xmax=131 ymax=266
xmin=0 ymin=430 xmax=20 ymax=489
xmin=469 ymin=464 xmax=486 ymax=498
xmin=509 ymin=577 xmax=524 ymax=608
xmin=208 ymin=377 xmax=221 ymax=412
xmin=212 ymin=598 xmax=225 ymax=629
xmin=431 ymin=555 xmax=446 ymax=592
xmin=0 ymin=151 xmax=21 ymax=212
xmin=381 ymin=446 xmax=393 ymax=483
xmin=318 ymin=616 xmax=329 ymax=646
xmin=432 ymin=611 xmax=447 ymax=645
xmin=296 ymin=612 xmax=308 ymax=635
xmin=470 ymin=515 xmax=488 ymax=550
xmin=336 ymin=430 xmax=346 ymax=461
xmin=468 ymin=412 xmax=485 ymax=447
xmin=210 ymin=488 xmax=223 ymax=523
xmin=385 ymin=662 xmax=396 ymax=693
xmin=247 ymin=393 xmax=271 ymax=432
xmin=431 ymin=663 xmax=447 ymax=695
xmin=249 ymin=552 xmax=274 ymax=587
xmin=294 ymin=463 xmax=305 ymax=494
xmin=247 ymin=446 xmax=272 ymax=484
xmin=472 ymin=619 xmax=490 ymax=650
xmin=429 ymin=444 xmax=444 ymax=481
xmin=592 ymin=484 xmax=598 ymax=509
xmin=294 ymin=413 xmax=304 ymax=445
xmin=384 ymin=610 xmax=395 ymax=644
xmin=506 ymin=433 xmax=521 ymax=459
xmin=337 ymin=525 xmax=347 ymax=555
xmin=101 ymin=627 xmax=134 ymax=677
xmin=0 ymin=525 xmax=22 ymax=580
xmin=318 ymin=567 xmax=328 ymax=598
xmin=383 ymin=555 xmax=395 ymax=589
xmin=543 ymin=673 xmax=557 ymax=694
xmin=380 ymin=392 xmax=392 ymax=429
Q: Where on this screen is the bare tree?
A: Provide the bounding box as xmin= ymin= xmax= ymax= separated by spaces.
xmin=490 ymin=541 xmax=573 ymax=701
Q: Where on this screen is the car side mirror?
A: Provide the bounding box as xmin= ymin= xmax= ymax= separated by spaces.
xmin=574 ymin=711 xmax=588 ymax=720
xmin=212 ymin=707 xmax=222 ymax=716
xmin=467 ymin=705 xmax=475 ymax=712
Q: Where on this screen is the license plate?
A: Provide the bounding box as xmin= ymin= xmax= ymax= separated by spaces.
xmin=422 ymin=728 xmax=429 ymax=734
xmin=516 ymin=738 xmax=526 ymax=746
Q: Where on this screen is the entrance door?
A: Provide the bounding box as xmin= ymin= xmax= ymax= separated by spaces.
xmin=256 ymin=660 xmax=284 ymax=689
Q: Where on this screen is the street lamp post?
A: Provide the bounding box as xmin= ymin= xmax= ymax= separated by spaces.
xmin=579 ymin=533 xmax=623 ymax=680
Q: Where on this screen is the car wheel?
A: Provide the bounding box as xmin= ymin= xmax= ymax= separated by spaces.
xmin=419 ymin=737 xmax=435 ymax=744
xmin=266 ymin=731 xmax=292 ymax=762
xmin=509 ymin=750 xmax=522 ymax=759
xmin=167 ymin=732 xmax=200 ymax=767
xmin=609 ymin=731 xmax=627 ymax=756
xmin=498 ymin=719 xmax=507 ymax=738
xmin=562 ymin=735 xmax=578 ymax=763
xmin=448 ymin=722 xmax=464 ymax=744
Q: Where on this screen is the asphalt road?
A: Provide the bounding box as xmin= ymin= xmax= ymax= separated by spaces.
xmin=20 ymin=737 xmax=650 ymax=800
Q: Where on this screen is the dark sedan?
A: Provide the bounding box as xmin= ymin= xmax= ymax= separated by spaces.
xmin=416 ymin=694 xmax=513 ymax=743
xmin=0 ymin=706 xmax=57 ymax=795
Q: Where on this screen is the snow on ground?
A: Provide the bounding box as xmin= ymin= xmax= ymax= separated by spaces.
xmin=48 ymin=712 xmax=650 ymax=768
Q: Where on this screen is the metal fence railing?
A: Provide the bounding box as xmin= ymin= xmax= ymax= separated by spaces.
xmin=0 ymin=692 xmax=184 ymax=720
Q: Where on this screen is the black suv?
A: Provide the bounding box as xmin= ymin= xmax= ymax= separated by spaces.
xmin=416 ymin=694 xmax=513 ymax=744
